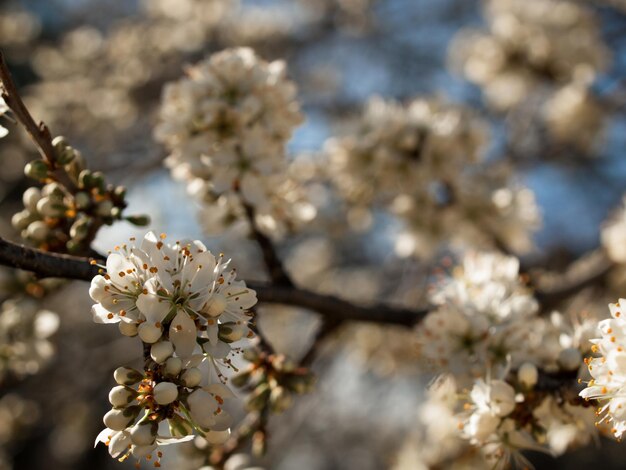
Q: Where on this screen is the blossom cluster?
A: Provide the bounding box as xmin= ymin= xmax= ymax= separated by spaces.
xmin=156 ymin=48 xmax=315 ymax=238
xmin=90 ymin=232 xmax=258 ymax=463
xmin=405 ymin=251 xmax=608 ymax=465
xmin=416 ymin=252 xmax=539 ymax=379
xmin=326 ymin=97 xmax=539 ymax=257
xmin=579 ymin=299 xmax=626 ymax=438
xmin=0 ymin=298 xmax=59 ymax=382
xmin=449 ymin=0 xmax=607 ymax=153
xmin=12 ymin=136 xmax=149 ymax=253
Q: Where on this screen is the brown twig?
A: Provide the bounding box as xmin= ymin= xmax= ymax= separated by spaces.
xmin=0 ymin=235 xmax=426 ymax=326
xmin=0 ymin=51 xmax=57 ymax=166
xmin=240 ymin=200 xmax=293 ymax=287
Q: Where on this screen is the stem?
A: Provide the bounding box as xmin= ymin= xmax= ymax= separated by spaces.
xmin=241 ymin=200 xmax=293 ymax=287
xmin=0 ymin=51 xmax=57 ymax=166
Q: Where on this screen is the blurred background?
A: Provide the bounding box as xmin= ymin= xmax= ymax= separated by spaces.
xmin=0 ymin=0 xmax=626 ymax=468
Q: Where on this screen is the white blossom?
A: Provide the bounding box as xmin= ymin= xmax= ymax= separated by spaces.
xmin=580 ymin=299 xmax=626 ymax=438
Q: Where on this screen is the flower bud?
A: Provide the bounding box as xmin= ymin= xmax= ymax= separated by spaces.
xmin=181 ymin=367 xmax=202 ymax=387
xmin=125 ymin=214 xmax=151 ymax=226
xmin=114 ymin=367 xmax=143 ymax=385
xmin=96 ymin=200 xmax=114 ymax=218
xmin=150 ymin=341 xmax=174 ymax=364
xmin=12 ymin=210 xmax=32 ymax=230
xmin=558 ymin=347 xmax=582 ymax=371
xmin=52 ymin=136 xmax=76 ymax=164
xmin=22 ymin=187 xmax=41 ymax=212
xmin=246 ymin=383 xmax=271 ymax=412
xmin=252 ymin=430 xmax=267 ymax=457
xmin=119 ymin=321 xmax=138 ymax=337
xmin=103 ymin=406 xmax=140 ymax=431
xmin=70 ymin=217 xmax=92 ymax=241
xmin=269 ymin=386 xmax=293 ymax=413
xmin=154 ymin=382 xmax=179 ymax=405
xmin=138 ymin=323 xmax=162 ymax=343
xmin=283 ymin=373 xmax=316 ymax=394
xmin=24 ymin=160 xmax=49 ymax=180
xmin=42 ymin=182 xmax=64 ymax=198
xmin=109 ymin=385 xmax=138 ymax=408
xmin=218 ymin=322 xmax=247 ymax=343
xmin=130 ymin=421 xmax=157 ymax=446
xmin=36 ymin=197 xmax=65 ymax=217
xmin=26 ymin=221 xmax=49 ymax=241
xmin=91 ymin=171 xmax=106 ymax=191
xmin=113 ymin=186 xmax=126 ymax=200
xmin=168 ymin=414 xmax=193 ymax=438
xmin=74 ymin=192 xmax=91 ymax=210
xmin=163 ymin=357 xmax=183 ymax=377
xmin=78 ymin=169 xmax=92 ymax=189
xmin=230 ymin=370 xmax=252 ymax=388
xmin=517 ymin=362 xmax=538 ymax=389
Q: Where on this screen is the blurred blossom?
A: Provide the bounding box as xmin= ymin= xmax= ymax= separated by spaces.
xmin=449 ymin=0 xmax=608 ymax=111
xmin=325 ymin=96 xmax=539 ymax=257
xmin=156 ymin=48 xmax=314 ymax=238
xmin=416 ymin=251 xmax=538 ymax=381
xmin=0 ymin=298 xmax=59 ymax=381
xmin=543 ymin=81 xmax=605 ymax=154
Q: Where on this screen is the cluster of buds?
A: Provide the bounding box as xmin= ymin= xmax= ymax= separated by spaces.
xmin=232 ymin=349 xmax=315 ymax=417
xmin=97 ymin=362 xmax=236 ymax=466
xmin=12 ymin=136 xmax=149 ymax=253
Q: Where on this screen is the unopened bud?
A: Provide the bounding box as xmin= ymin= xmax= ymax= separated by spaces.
xmin=230 ymin=370 xmax=252 ymax=388
xmin=78 ymin=169 xmax=92 ymax=189
xmin=91 ymin=171 xmax=106 ymax=191
xmin=126 ymin=214 xmax=151 ymax=226
xmin=163 ymin=357 xmax=183 ymax=377
xmin=150 ymin=341 xmax=174 ymax=364
xmin=26 ymin=221 xmax=49 ymax=241
xmin=181 ymin=367 xmax=202 ymax=388
xmin=269 ymin=386 xmax=293 ymax=413
xmin=252 ymin=430 xmax=267 ymax=457
xmin=24 ymin=160 xmax=49 ymax=180
xmin=96 ymin=200 xmax=114 ymax=217
xmin=12 ymin=210 xmax=32 ymax=230
xmin=246 ymin=384 xmax=270 ymax=412
xmin=130 ymin=421 xmax=157 ymax=446
xmin=22 ymin=187 xmax=41 ymax=212
xmin=218 ymin=322 xmax=247 ymax=343
xmin=154 ymin=382 xmax=179 ymax=405
xmin=103 ymin=406 xmax=140 ymax=431
xmin=36 ymin=197 xmax=65 ymax=217
xmin=74 ymin=192 xmax=91 ymax=210
xmin=70 ymin=217 xmax=92 ymax=241
xmin=114 ymin=367 xmax=143 ymax=386
xmin=109 ymin=385 xmax=138 ymax=408
xmin=517 ymin=362 xmax=538 ymax=389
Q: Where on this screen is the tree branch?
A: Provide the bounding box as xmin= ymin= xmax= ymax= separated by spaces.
xmin=0 ymin=235 xmax=426 ymax=326
xmin=241 ymin=200 xmax=293 ymax=287
xmin=0 ymin=51 xmax=57 ymax=166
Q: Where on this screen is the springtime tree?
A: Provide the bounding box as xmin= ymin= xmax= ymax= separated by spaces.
xmin=0 ymin=0 xmax=625 ymax=469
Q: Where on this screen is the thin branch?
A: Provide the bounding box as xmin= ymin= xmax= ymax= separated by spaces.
xmin=0 ymin=51 xmax=57 ymax=166
xmin=241 ymin=200 xmax=293 ymax=287
xmin=532 ymin=249 xmax=614 ymax=312
xmin=0 ymin=235 xmax=426 ymax=326
xmin=0 ymin=237 xmax=101 ymax=281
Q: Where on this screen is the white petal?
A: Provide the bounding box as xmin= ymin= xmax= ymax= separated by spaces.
xmin=169 ymin=310 xmax=198 ymax=358
xmin=92 ymin=304 xmax=119 ymax=324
